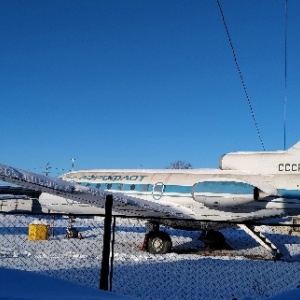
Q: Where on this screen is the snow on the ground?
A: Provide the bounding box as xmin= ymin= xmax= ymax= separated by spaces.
xmin=1 ymin=266 xmax=300 ymax=300
xmin=266 ymin=289 xmax=300 ymax=300
xmin=0 ymin=267 xmax=136 ymax=300
xmin=1 ymin=214 xmax=300 ymax=300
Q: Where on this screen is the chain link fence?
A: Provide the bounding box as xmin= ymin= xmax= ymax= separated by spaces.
xmin=0 ymin=213 xmax=300 ymax=299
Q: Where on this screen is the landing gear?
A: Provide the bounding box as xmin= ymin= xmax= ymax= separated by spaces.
xmin=143 ymin=222 xmax=172 ymax=254
xmin=147 ymin=231 xmax=172 ymax=254
xmin=199 ymin=230 xmax=227 ymax=249
xmin=142 ymin=223 xmax=227 ymax=254
xmin=66 ymin=227 xmax=82 ymax=239
xmin=65 ymin=217 xmax=83 ymax=239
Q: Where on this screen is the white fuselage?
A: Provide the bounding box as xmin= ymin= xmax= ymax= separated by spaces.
xmin=39 ymin=167 xmax=300 ymax=221
xmin=38 ymin=141 xmax=300 ymax=221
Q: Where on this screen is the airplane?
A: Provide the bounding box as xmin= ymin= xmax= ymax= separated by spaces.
xmin=2 ymin=141 xmax=300 ymax=258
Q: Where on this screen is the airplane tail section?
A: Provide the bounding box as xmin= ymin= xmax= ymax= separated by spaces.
xmin=219 ymin=141 xmax=300 ymax=174
xmin=286 ymin=141 xmax=300 ymax=154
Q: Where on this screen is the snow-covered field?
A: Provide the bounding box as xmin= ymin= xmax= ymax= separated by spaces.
xmin=0 ymin=214 xmax=300 ymax=300
xmin=0 ymin=267 xmax=136 ymax=300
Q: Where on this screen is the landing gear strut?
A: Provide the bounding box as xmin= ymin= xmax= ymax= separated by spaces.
xmin=199 ymin=230 xmax=227 ymax=249
xmin=143 ymin=222 xmax=172 ymax=254
xmin=65 ymin=217 xmax=83 ymax=239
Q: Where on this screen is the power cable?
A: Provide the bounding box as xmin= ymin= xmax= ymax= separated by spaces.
xmin=216 ymin=0 xmax=265 ymax=150
xmin=283 ymin=0 xmax=288 ymax=150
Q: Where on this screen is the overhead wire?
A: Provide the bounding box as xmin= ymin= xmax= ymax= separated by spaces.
xmin=283 ymin=0 xmax=288 ymax=150
xmin=216 ymin=0 xmax=265 ymax=150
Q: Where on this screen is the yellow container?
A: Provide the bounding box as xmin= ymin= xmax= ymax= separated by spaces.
xmin=28 ymin=224 xmax=49 ymax=241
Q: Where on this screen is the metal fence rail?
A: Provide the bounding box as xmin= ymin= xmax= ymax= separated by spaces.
xmin=0 ymin=213 xmax=300 ymax=300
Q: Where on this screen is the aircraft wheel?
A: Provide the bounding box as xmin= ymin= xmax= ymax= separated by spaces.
xmin=147 ymin=231 xmax=172 ymax=254
xmin=67 ymin=227 xmax=79 ymax=238
xmin=200 ymin=230 xmax=226 ymax=249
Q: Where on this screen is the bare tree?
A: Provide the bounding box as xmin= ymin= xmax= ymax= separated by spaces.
xmin=166 ymin=160 xmax=193 ymax=169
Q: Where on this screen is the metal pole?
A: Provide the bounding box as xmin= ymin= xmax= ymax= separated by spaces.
xmin=100 ymin=194 xmax=113 ymax=291
xmin=109 ymin=216 xmax=116 ymax=291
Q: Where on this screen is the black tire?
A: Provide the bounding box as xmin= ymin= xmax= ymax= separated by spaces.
xmin=147 ymin=231 xmax=172 ymax=254
xmin=200 ymin=230 xmax=226 ymax=249
xmin=68 ymin=228 xmax=79 ymax=238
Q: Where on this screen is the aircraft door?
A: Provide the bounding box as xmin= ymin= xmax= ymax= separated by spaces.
xmin=152 ymin=182 xmax=164 ymax=200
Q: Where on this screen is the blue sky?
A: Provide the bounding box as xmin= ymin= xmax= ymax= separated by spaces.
xmin=1 ymin=0 xmax=300 ymax=175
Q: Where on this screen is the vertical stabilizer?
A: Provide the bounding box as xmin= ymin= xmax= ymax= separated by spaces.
xmin=220 ymin=141 xmax=300 ymax=174
xmin=287 ymin=141 xmax=300 ymax=154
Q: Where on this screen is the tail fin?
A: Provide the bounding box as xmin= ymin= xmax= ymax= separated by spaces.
xmin=287 ymin=141 xmax=300 ymax=154
xmin=220 ymin=141 xmax=300 ymax=174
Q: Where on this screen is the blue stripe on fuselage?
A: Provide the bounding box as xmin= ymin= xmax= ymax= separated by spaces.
xmin=278 ymin=189 xmax=300 ymax=199
xmin=78 ymin=181 xmax=254 ymax=195
xmin=76 ymin=181 xmax=300 ymax=200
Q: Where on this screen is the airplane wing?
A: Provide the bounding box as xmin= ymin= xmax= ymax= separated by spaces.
xmin=0 ymin=163 xmax=195 ymax=219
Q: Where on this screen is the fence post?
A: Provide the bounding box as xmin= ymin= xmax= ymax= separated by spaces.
xmin=109 ymin=216 xmax=116 ymax=292
xmin=100 ymin=194 xmax=113 ymax=291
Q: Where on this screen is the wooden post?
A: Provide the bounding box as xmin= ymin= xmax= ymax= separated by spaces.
xmin=99 ymin=194 xmax=113 ymax=291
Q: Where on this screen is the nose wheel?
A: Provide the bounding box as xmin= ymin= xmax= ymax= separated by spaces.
xmin=65 ymin=217 xmax=83 ymax=239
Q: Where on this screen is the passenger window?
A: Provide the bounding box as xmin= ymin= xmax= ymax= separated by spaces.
xmin=106 ymin=184 xmax=112 ymax=190
xmin=143 ymin=184 xmax=150 ymax=191
xmin=130 ymin=184 xmax=135 ymax=190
